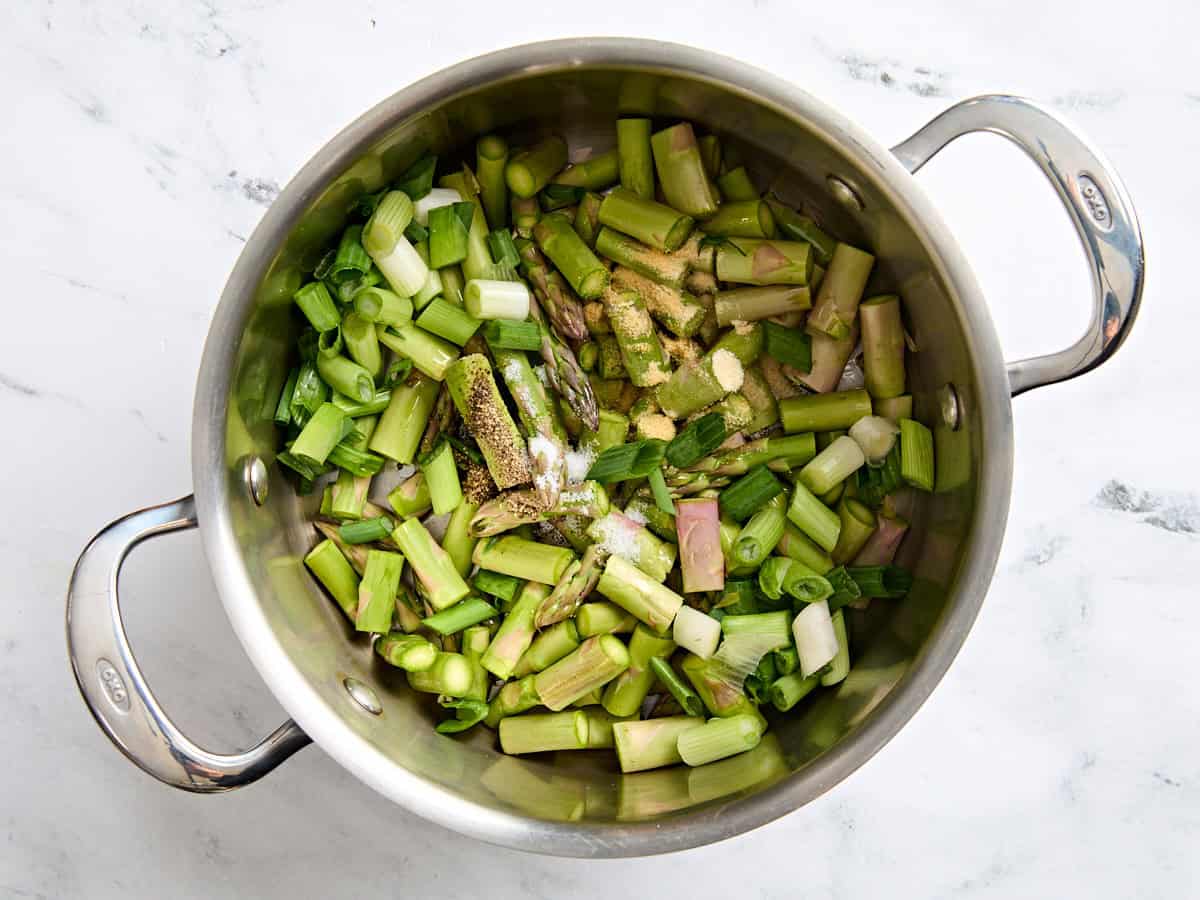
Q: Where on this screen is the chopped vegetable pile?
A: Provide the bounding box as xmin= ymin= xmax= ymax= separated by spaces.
xmin=275 ymin=117 xmax=934 ymax=774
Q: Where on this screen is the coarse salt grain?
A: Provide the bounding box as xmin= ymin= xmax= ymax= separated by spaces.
xmin=564 ymin=445 xmax=596 ymax=483
xmin=589 ymin=512 xmax=643 ymax=564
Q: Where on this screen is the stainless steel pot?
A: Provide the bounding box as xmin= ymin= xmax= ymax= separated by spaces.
xmin=66 ymin=38 xmax=1143 ymax=857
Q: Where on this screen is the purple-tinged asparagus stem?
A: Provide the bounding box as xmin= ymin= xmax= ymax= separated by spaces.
xmin=675 ymin=498 xmax=724 ymax=592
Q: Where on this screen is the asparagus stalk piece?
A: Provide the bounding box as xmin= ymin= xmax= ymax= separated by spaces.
xmin=715 ymin=238 xmax=814 ymax=286
xmin=674 ymin=498 xmax=724 ymax=593
xmin=407 ymin=651 xmax=473 ymax=697
xmin=577 ymin=601 xmax=638 ymax=637
xmin=874 ymin=394 xmax=914 ymax=423
xmin=655 ymin=348 xmax=744 ymax=418
xmin=595 ymin=227 xmax=690 ymax=291
xmin=506 ymin=136 xmax=568 ymax=198
xmin=514 ymin=238 xmax=587 ymax=342
xmin=511 ymin=195 xmax=541 ymax=237
xmin=583 ymin=301 xmax=610 ymax=335
xmin=611 ymin=267 xmax=707 ymax=338
xmin=806 ymin=243 xmax=875 ymax=340
xmin=798 ymin=434 xmax=866 ymax=495
xmin=602 ymin=625 xmax=676 ymax=717
xmin=493 ymin=347 xmax=567 ymax=506
xmin=714 ymin=285 xmax=811 ymax=326
xmin=553 ymin=149 xmax=620 ymax=190
xmin=832 ymin=497 xmax=878 ymax=565
xmin=534 ymin=635 xmax=631 ymax=711
xmin=479 ymin=581 xmax=550 ymax=679
xmin=445 ymin=354 xmax=532 ymax=490
xmin=859 ymin=294 xmax=906 ymax=400
xmin=535 ymin=544 xmax=608 ymax=628
xmin=533 ymin=214 xmax=610 ymax=300
xmin=390 ymin=518 xmax=470 ymax=611
xmin=499 ymin=710 xmax=588 ymax=754
xmin=523 ymin=281 xmax=599 ymax=431
xmin=376 ymin=632 xmax=438 ymax=672
xmin=485 ymin=674 xmax=541 ymax=728
xmin=588 ymin=511 xmax=678 ymax=582
xmin=617 ymin=118 xmax=655 ymax=199
xmin=739 ymin=364 xmax=780 ymax=433
xmin=304 ymin=539 xmax=360 ymax=620
xmin=355 ymin=549 xmax=402 ymax=633
xmin=799 ymin=322 xmax=860 ymax=394
xmin=613 ymin=716 xmax=705 ymax=773
xmin=313 ymin=522 xmax=369 ymax=576
xmin=573 ymin=191 xmax=603 ymax=248
xmin=595 ymin=335 xmax=627 ymax=380
xmin=475 ymin=134 xmax=509 ymax=230
xmin=716 ymin=166 xmax=758 ymax=202
xmin=600 ymin=287 xmax=672 ymax=387
xmin=780 ymin=389 xmax=872 ymax=433
xmin=684 ymin=269 xmax=719 ymax=296
xmin=387 ymin=471 xmax=432 ymax=518
xmin=472 ymin=535 xmax=575 ymax=584
xmin=651 ymin=123 xmax=720 ymax=217
xmin=679 ymin=653 xmax=761 ymax=718
xmin=699 ymin=200 xmax=775 ymax=239
xmin=441 ymin=499 xmax=480 ymax=577
xmin=596 ymin=554 xmax=685 ymax=634
xmin=598 ymin=187 xmax=694 ymax=251
xmin=469 ymin=481 xmax=610 ymax=537
xmin=677 ymin=714 xmax=764 ymax=766
xmin=513 ymin=619 xmax=580 ymax=677
xmin=581 ymin=708 xmax=634 ymax=749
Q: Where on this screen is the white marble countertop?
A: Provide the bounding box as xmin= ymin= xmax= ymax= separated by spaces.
xmin=4 ymin=0 xmax=1196 ymax=896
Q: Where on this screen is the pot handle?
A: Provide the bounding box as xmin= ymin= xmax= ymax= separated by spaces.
xmin=66 ymin=495 xmax=311 ymax=792
xmin=891 ymin=94 xmax=1144 ymax=396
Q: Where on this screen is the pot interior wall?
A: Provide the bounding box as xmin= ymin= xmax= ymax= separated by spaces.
xmin=221 ymin=62 xmax=981 ymax=827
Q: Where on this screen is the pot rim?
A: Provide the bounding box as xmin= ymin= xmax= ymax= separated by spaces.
xmin=192 ymin=37 xmax=1013 ymax=857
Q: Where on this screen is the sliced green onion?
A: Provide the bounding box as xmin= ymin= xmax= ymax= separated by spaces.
xmin=648 ymin=656 xmax=707 ymax=717
xmin=316 ymin=353 xmax=374 ymax=403
xmin=719 ymin=466 xmax=784 ymax=522
xmin=676 ymin=714 xmax=763 ymax=767
xmin=413 ymin=187 xmax=463 ymax=226
xmin=352 ymin=286 xmax=412 ymax=326
xmin=338 ymin=516 xmax=394 ymax=545
xmin=464 ymin=279 xmax=531 ymax=320
xmin=326 ymin=436 xmax=385 ymax=477
xmin=586 ymin=439 xmax=666 ymax=483
xmin=415 ymin=296 xmax=481 ymax=346
xmin=405 ymin=220 xmax=428 ymax=243
xmin=293 ymin=281 xmax=340 ymax=332
xmin=826 ymin=566 xmax=863 ymax=613
xmin=482 ymin=318 xmax=541 ymax=351
xmin=539 ymin=183 xmax=585 ymax=211
xmin=421 ymin=439 xmax=463 ymax=515
xmin=329 ymin=225 xmax=372 ymax=284
xmin=848 ymin=415 xmax=900 ymax=465
xmin=797 ymin=435 xmax=866 ymax=496
xmin=435 ymin=697 xmax=489 ymax=735
xmin=899 ymin=418 xmax=935 ymax=491
xmin=363 ymin=191 xmax=415 ymax=256
xmin=371 ymin=233 xmax=428 ymax=297
xmin=356 ymin=549 xmax=403 ymax=633
xmin=395 ymin=154 xmax=437 ymax=200
xmin=378 ymin=322 xmax=459 ymax=381
xmin=648 ymin=467 xmax=675 ymax=516
xmin=472 ymin=569 xmax=523 ymax=606
xmin=856 ymin=444 xmax=903 ymax=507
xmin=316 ymin=326 xmax=343 ymax=358
xmin=714 ymin=579 xmax=759 ymax=615
xmin=421 ymin=596 xmax=498 ymax=635
xmin=664 ymin=412 xmax=727 ymax=468
xmin=288 ymin=361 xmax=327 ymax=426
xmin=331 ymin=389 xmax=390 ymax=418
xmin=763 ymin=320 xmax=812 ymax=373
xmin=291 ymin=402 xmax=352 ymax=464
xmin=427 ymin=201 xmax=474 ymax=269
xmin=487 ymin=229 xmax=522 ymax=269
xmin=786 ymin=480 xmax=841 ymax=552
xmin=791 ymin=599 xmax=838 ymax=677
xmin=672 ymin=605 xmax=722 ymax=659
xmin=846 ymin=565 xmax=912 ymax=599
xmin=274 ymin=367 xmax=299 ymax=427
xmin=721 ymin=610 xmax=791 ymax=649
xmin=381 ymin=357 xmax=414 ymax=389
xmin=770 ymin=671 xmax=820 ymax=711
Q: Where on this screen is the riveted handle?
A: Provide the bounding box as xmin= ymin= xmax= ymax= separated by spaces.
xmin=66 ymin=495 xmax=310 ymax=791
xmin=892 ymin=94 xmax=1144 ymax=396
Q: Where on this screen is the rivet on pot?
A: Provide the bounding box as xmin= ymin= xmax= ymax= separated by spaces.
xmin=244 ymin=456 xmax=269 ymax=506
xmin=827 ymin=175 xmax=865 ymax=212
xmin=343 ymin=677 xmax=382 ymax=716
xmin=938 ymin=383 xmax=961 ymax=431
